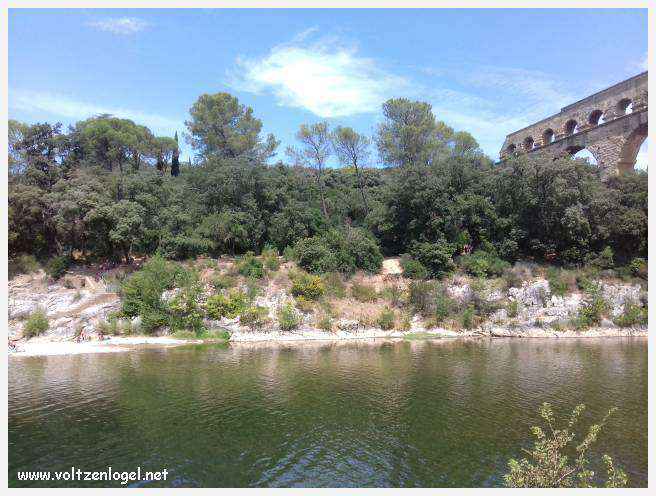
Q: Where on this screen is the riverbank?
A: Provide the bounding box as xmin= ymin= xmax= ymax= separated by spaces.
xmin=9 ymin=326 xmax=647 ymax=357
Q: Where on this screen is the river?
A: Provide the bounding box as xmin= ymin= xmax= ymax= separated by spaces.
xmin=8 ymin=337 xmax=648 ymax=487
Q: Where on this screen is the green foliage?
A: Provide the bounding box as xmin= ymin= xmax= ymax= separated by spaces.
xmin=261 ymin=246 xmax=280 ymax=271
xmin=504 ymin=403 xmax=627 ymax=488
xmin=294 ymin=228 xmax=383 ymax=274
xmin=239 ymin=306 xmax=270 ymax=330
xmin=236 ymin=252 xmax=264 ymax=279
xmin=590 ymin=246 xmax=615 ymax=269
xmin=376 ymin=307 xmax=396 ymax=330
xmin=211 ymin=273 xmax=236 ymax=291
xmin=546 ymin=267 xmax=569 ymax=297
xmin=461 ymin=305 xmax=476 ymax=330
xmin=613 ymin=301 xmax=647 ymax=328
xmin=9 ymin=254 xmax=40 ymax=278
xmin=23 ymin=308 xmax=49 ymax=338
xmin=573 ymin=291 xmax=608 ymax=330
xmin=507 ymin=300 xmax=519 ymax=318
xmin=408 ymin=281 xmax=438 ymax=317
xmin=321 ymin=272 xmax=346 ymax=298
xmin=290 ymin=272 xmax=325 ymax=300
xmin=350 ymin=282 xmax=378 ymax=302
xmin=459 ymin=250 xmax=510 ymax=278
xmin=168 ymin=283 xmax=206 ymax=337
xmin=409 ymin=241 xmax=456 ymax=279
xmin=628 ymin=257 xmax=647 ymax=279
xmin=400 ymin=256 xmax=429 ymax=280
xmin=205 ymin=290 xmax=248 ymax=320
xmin=277 ymin=303 xmax=300 ymax=331
xmin=47 ymin=256 xmax=71 ymax=280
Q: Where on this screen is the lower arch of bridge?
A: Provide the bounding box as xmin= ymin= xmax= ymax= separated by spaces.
xmin=566 ymin=145 xmax=600 ymax=166
xmin=618 ymin=123 xmax=648 ymax=173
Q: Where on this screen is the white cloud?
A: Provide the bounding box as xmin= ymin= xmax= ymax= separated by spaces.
xmin=87 ymin=17 xmax=149 ymax=35
xmin=229 ymin=34 xmax=408 ymax=118
xmin=10 ymin=89 xmax=180 ymax=136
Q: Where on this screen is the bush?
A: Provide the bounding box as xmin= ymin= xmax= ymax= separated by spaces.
xmin=317 ymin=314 xmax=333 ymax=331
xmin=9 ymin=254 xmax=40 ymax=278
xmin=205 ymin=290 xmax=248 ymax=320
xmin=351 ymin=282 xmax=378 ymax=302
xmin=434 ymin=289 xmax=455 ymax=322
xmin=591 ymin=246 xmax=614 ymax=269
xmin=546 ymin=267 xmax=569 ymax=297
xmin=236 ymin=252 xmax=264 ymax=279
xmin=321 ymin=272 xmax=346 ymax=298
xmin=507 ymin=300 xmax=519 ymax=318
xmin=211 ymin=274 xmax=236 ymax=290
xmin=408 ymin=281 xmax=437 ymax=316
xmin=409 ymin=241 xmax=456 ymax=279
xmin=240 ymin=306 xmax=270 ymax=330
xmin=23 ymin=309 xmax=49 ymax=338
xmin=294 ymin=228 xmax=383 ymax=274
xmin=47 ymin=255 xmax=71 ymax=280
xmin=461 ymin=305 xmax=476 ymax=330
xmin=277 ymin=303 xmax=300 ymax=331
xmin=376 ymin=308 xmax=396 ymax=330
xmin=400 ymin=256 xmax=429 ymax=280
xmin=504 ymin=403 xmax=627 ymax=488
xmin=379 ymin=284 xmax=404 ymax=308
xmin=261 ymin=246 xmax=280 ymax=271
xmin=290 ymin=272 xmax=325 ymax=300
xmin=572 ymin=293 xmax=608 ymax=330
xmin=629 ymin=257 xmax=647 ymax=279
xmin=168 ymin=284 xmax=206 ymax=336
xmin=613 ymin=301 xmax=647 ymax=327
xmin=460 ymin=250 xmax=510 ymax=278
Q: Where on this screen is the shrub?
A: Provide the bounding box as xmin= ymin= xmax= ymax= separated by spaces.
xmin=400 ymin=256 xmax=428 ymax=280
xmin=291 ymin=273 xmax=325 ymax=300
xmin=434 ymin=289 xmax=456 ymax=322
xmin=205 ymin=290 xmax=248 ymax=320
xmin=351 ymin=282 xmax=378 ymax=302
xmin=23 ymin=309 xmax=49 ymax=338
xmin=408 ymin=241 xmax=456 ymax=279
xmin=591 ymin=246 xmax=614 ymax=269
xmin=261 ymin=246 xmax=280 ymax=271
xmin=629 ymin=257 xmax=647 ymax=279
xmin=504 ymin=403 xmax=627 ymax=488
xmin=9 ymin=254 xmax=40 ymax=278
xmin=380 ymin=284 xmax=404 ymax=308
xmin=322 ymin=272 xmax=346 ymax=298
xmin=282 ymin=245 xmax=296 ymax=261
xmin=460 ymin=249 xmax=511 ymax=278
xmin=236 ymin=252 xmax=265 ymax=279
xmin=240 ymin=306 xmax=270 ymax=330
xmin=573 ymin=293 xmax=608 ymax=330
xmin=461 ymin=305 xmax=476 ymax=330
xmin=277 ymin=303 xmax=300 ymax=331
xmin=546 ymin=267 xmax=569 ymax=297
xmin=507 ymin=300 xmax=519 ymax=318
xmin=613 ymin=301 xmax=647 ymax=327
xmin=317 ymin=314 xmax=333 ymax=331
xmin=376 ymin=308 xmax=396 ymax=330
xmin=294 ymin=296 xmax=316 ymax=314
xmin=211 ymin=274 xmax=236 ymax=290
xmin=408 ymin=281 xmax=437 ymax=316
xmin=294 ymin=228 xmax=383 ymax=274
xmin=47 ymin=255 xmax=71 ymax=280
xmin=168 ymin=284 xmax=206 ymax=337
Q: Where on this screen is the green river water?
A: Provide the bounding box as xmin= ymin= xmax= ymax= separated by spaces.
xmin=8 ymin=337 xmax=648 ymax=487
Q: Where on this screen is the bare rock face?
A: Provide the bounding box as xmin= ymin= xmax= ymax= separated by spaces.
xmin=336 ymin=319 xmax=361 ymax=332
xmin=508 ymin=279 xmax=550 ymax=308
xmin=601 ymin=283 xmax=643 ymax=317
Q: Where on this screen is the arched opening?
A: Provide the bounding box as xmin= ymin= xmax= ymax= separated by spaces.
xmin=542 ymin=129 xmax=555 ymax=145
xmin=588 ymin=110 xmax=604 ymax=126
xmin=523 ymin=136 xmax=534 ymax=151
xmin=569 ymin=147 xmax=599 ymax=166
xmin=506 ymin=144 xmax=516 ymax=155
xmin=635 ymin=138 xmax=648 ymax=171
xmin=617 ymin=98 xmax=633 ymax=115
xmin=618 ymin=123 xmax=648 ymax=172
xmin=564 ymin=119 xmax=578 ymax=136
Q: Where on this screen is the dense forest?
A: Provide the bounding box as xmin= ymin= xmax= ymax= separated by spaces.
xmin=8 ymin=92 xmax=648 ymax=278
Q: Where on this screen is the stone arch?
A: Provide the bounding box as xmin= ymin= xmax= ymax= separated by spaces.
xmin=617 ymin=98 xmax=633 ymax=115
xmin=588 ymin=109 xmax=604 ymax=126
xmin=542 ymin=128 xmax=555 ymax=145
xmin=564 ymin=119 xmax=578 ymax=136
xmin=523 ymin=136 xmax=534 ymax=151
xmin=506 ymin=143 xmax=516 ymax=155
xmin=568 ymin=146 xmax=599 ymax=165
xmin=618 ymin=123 xmax=648 ymax=172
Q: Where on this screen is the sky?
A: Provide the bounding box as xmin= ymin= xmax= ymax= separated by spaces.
xmin=8 ymin=8 xmax=649 ymax=167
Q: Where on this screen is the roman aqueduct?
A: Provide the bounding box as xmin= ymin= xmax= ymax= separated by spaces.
xmin=499 ymin=71 xmax=648 ymax=175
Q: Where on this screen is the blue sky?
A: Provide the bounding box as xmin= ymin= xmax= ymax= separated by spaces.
xmin=9 ymin=8 xmax=648 ymax=165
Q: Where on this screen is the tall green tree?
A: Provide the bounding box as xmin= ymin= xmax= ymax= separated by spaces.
xmin=171 ymin=131 xmax=180 ymax=177
xmin=185 ymin=92 xmax=278 ymax=161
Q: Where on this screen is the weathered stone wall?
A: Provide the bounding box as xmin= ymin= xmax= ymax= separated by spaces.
xmin=499 ymin=71 xmax=648 ymax=175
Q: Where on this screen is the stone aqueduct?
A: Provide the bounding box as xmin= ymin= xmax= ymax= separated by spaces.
xmin=499 ymin=71 xmax=648 ymax=175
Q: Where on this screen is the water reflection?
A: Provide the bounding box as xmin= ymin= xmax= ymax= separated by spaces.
xmin=9 ymin=337 xmax=647 ymax=487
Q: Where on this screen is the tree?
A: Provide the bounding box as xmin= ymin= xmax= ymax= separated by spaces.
xmin=287 ymin=122 xmax=332 ymax=218
xmin=171 ymin=131 xmax=180 ymax=177
xmin=331 ymin=126 xmax=371 ymax=210
xmin=185 ymin=92 xmax=278 ymax=161
xmin=504 ymin=403 xmax=627 ymax=488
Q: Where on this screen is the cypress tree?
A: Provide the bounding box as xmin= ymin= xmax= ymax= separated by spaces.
xmin=171 ymin=131 xmax=180 ymax=177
